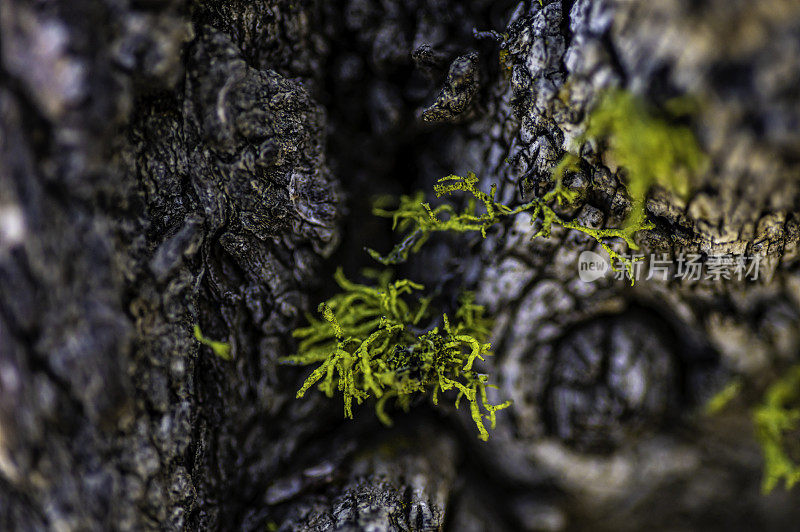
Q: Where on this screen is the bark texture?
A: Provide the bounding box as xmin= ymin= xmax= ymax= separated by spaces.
xmin=2 ymin=0 xmax=800 ymax=531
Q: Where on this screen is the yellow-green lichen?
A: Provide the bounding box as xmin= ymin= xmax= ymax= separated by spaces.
xmin=281 ymin=268 xmax=511 ymax=441
xmin=567 ymin=89 xmax=707 ymax=228
xmin=369 ymin=172 xmax=651 ymax=284
xmin=193 ymin=324 xmax=232 ymax=361
xmin=284 ymin=89 xmax=706 ymax=437
xmin=754 ymin=365 xmax=800 ymax=493
xmin=703 ymin=378 xmax=743 ymax=416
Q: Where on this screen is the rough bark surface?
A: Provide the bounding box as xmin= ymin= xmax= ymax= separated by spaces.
xmin=2 ymin=0 xmax=800 ymax=531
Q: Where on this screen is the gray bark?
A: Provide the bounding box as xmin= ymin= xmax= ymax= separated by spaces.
xmin=2 ymin=0 xmax=800 ymax=530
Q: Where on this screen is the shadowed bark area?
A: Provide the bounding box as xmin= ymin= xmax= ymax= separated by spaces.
xmin=2 ymin=0 xmax=800 ymax=531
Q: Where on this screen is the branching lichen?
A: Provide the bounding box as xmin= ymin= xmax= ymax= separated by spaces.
xmin=705 ymin=371 xmax=800 ymax=493
xmin=280 ymin=268 xmax=511 ymax=441
xmin=754 ymin=365 xmax=800 ymax=493
xmin=369 ymin=172 xmax=651 ymax=283
xmin=367 ymin=90 xmax=707 ymax=282
xmin=194 ymin=324 xmax=232 ymax=361
xmin=286 ymin=89 xmax=707 ymax=435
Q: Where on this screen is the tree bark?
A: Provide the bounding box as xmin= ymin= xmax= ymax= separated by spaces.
xmin=2 ymin=0 xmax=800 ymax=530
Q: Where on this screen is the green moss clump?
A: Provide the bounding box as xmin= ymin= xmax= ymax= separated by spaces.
xmin=280 ymin=268 xmax=511 ymax=441
xmin=193 ymin=324 xmax=232 ymax=361
xmin=565 ymin=89 xmax=707 ymax=228
xmin=754 ymin=365 xmax=800 ymax=493
xmin=369 ymin=172 xmax=651 ymax=284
